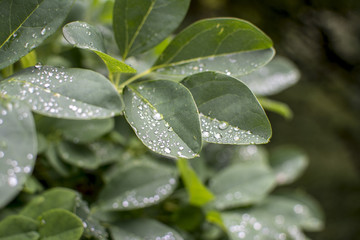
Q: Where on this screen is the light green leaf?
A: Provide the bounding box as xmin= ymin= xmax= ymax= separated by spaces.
xmin=0 ymin=0 xmax=75 ymax=69
xmin=96 ymin=160 xmax=177 ymax=211
xmin=153 ymin=18 xmax=274 ymax=79
xmin=258 ymin=97 xmax=293 ymax=120
xmin=0 ymin=100 xmax=36 ymax=208
xmin=20 ymin=188 xmax=78 ymax=219
xmin=63 ymin=21 xmax=136 ymax=74
xmin=109 ymin=218 xmax=183 ymax=240
xmin=123 ymin=80 xmax=202 ymax=159
xmin=182 ymin=72 xmax=272 ymax=145
xmin=240 ymin=56 xmax=300 ymax=96
xmin=209 ymin=161 xmax=276 ymax=210
xmin=0 ymin=215 xmax=39 ymax=240
xmin=0 ymin=66 xmax=123 ymax=119
xmin=113 ymin=0 xmax=190 ymax=59
xmin=177 ymin=158 xmax=214 ymax=206
xmin=38 ymin=209 xmax=83 ymax=240
xmin=20 ymin=51 xmax=37 ymax=69
xmin=269 ymin=146 xmax=309 ymax=185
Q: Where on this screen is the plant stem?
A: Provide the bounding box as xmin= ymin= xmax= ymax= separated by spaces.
xmin=118 ymin=68 xmax=152 ymax=92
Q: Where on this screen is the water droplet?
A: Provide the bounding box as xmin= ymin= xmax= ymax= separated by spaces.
xmin=214 ymin=133 xmax=221 ymax=139
xmin=152 ymin=112 xmax=162 ymax=120
xmin=164 ymin=147 xmax=171 ymax=154
xmin=294 ymin=204 xmax=304 ymax=214
xmin=0 ymin=151 xmax=4 ymax=158
xmin=34 ymin=63 xmax=42 ymax=69
xmin=238 ymin=231 xmax=246 ymax=239
xmin=202 ymin=131 xmax=210 ymax=138
xmin=8 ymin=176 xmax=17 ymax=187
xmin=0 ymin=119 xmax=3 ymax=125
xmin=218 ymin=122 xmax=228 ymax=130
xmin=40 ymin=28 xmax=46 ymax=35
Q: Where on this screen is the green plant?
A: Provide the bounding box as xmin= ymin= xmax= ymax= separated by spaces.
xmin=0 ymin=0 xmax=324 ymax=239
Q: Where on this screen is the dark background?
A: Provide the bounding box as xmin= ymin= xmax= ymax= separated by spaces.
xmin=185 ymin=0 xmax=360 ymax=239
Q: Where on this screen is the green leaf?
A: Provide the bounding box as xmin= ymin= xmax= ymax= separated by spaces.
xmin=113 ymin=0 xmax=190 ymax=59
xmin=240 ymin=56 xmax=300 ymax=96
xmin=0 ymin=0 xmax=75 ymax=69
xmin=20 ymin=51 xmax=37 ymax=69
xmin=63 ymin=21 xmax=136 ymax=74
xmin=269 ymin=146 xmax=309 ymax=185
xmin=109 ymin=218 xmax=183 ymax=240
xmin=0 ymin=100 xmax=36 ymax=208
xmin=177 ymin=158 xmax=214 ymax=206
xmin=209 ymin=161 xmax=276 ymax=210
xmin=258 ymin=97 xmax=293 ymax=120
xmin=123 ymin=80 xmax=202 ymax=159
xmin=153 ymin=18 xmax=274 ymax=79
xmin=38 ymin=209 xmax=83 ymax=240
xmin=20 ymin=188 xmax=78 ymax=219
xmin=0 ymin=66 xmax=123 ymax=119
xmin=44 ymin=143 xmax=72 ymax=177
xmin=0 ymin=215 xmax=39 ymax=240
xmin=182 ymin=72 xmax=272 ymax=145
xmin=96 ymin=160 xmax=178 ymax=211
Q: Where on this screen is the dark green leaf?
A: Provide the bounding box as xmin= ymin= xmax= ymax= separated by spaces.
xmin=96 ymin=160 xmax=177 ymax=211
xmin=38 ymin=209 xmax=83 ymax=240
xmin=240 ymin=56 xmax=300 ymax=96
xmin=0 ymin=215 xmax=39 ymax=240
xmin=109 ymin=218 xmax=183 ymax=240
xmin=63 ymin=21 xmax=136 ymax=74
xmin=0 ymin=100 xmax=36 ymax=208
xmin=0 ymin=0 xmax=75 ymax=69
xmin=182 ymin=72 xmax=272 ymax=144
xmin=0 ymin=66 xmax=123 ymax=119
xmin=124 ymin=80 xmax=202 ymax=159
xmin=113 ymin=0 xmax=190 ymax=59
xmin=153 ymin=18 xmax=274 ymax=78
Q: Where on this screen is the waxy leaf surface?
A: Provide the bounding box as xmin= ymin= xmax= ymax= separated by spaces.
xmin=0 ymin=215 xmax=39 ymax=240
xmin=0 ymin=66 xmax=123 ymax=119
xmin=0 ymin=0 xmax=75 ymax=69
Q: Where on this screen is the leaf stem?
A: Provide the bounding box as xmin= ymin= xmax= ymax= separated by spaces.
xmin=118 ymin=68 xmax=153 ymax=92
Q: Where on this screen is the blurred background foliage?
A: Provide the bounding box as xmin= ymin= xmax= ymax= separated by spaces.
xmin=183 ymin=0 xmax=360 ymax=239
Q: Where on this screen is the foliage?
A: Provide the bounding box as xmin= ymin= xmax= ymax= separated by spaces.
xmin=0 ymin=0 xmax=323 ymax=239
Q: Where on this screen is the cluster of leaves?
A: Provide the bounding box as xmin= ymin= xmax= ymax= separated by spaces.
xmin=0 ymin=0 xmax=323 ymax=239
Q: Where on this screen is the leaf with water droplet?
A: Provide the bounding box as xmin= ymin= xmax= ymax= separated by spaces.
xmin=152 ymin=18 xmax=274 ymax=80
xmin=209 ymin=161 xmax=276 ymax=210
xmin=113 ymin=0 xmax=190 ymax=59
xmin=182 ymin=72 xmax=272 ymax=145
xmin=0 ymin=215 xmax=39 ymax=240
xmin=0 ymin=66 xmax=123 ymax=119
xmin=240 ymin=56 xmax=300 ymax=96
xmin=269 ymin=146 xmax=309 ymax=185
xmin=123 ymin=80 xmax=202 ymax=159
xmin=109 ymin=218 xmax=184 ymax=240
xmin=38 ymin=209 xmax=84 ymax=240
xmin=0 ymin=0 xmax=75 ymax=69
xmin=63 ymin=21 xmax=136 ymax=74
xmin=95 ymin=159 xmax=178 ymax=211
xmin=0 ymin=100 xmax=36 ymax=208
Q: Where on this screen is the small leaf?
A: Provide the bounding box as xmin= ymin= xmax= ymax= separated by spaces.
xmin=63 ymin=21 xmax=136 ymax=74
xmin=182 ymin=72 xmax=272 ymax=145
xmin=0 ymin=0 xmax=75 ymax=69
xmin=38 ymin=209 xmax=83 ymax=240
xmin=124 ymin=80 xmax=202 ymax=159
xmin=20 ymin=188 xmax=78 ymax=219
xmin=113 ymin=0 xmax=190 ymax=59
xmin=20 ymin=51 xmax=37 ymax=69
xmin=44 ymin=143 xmax=72 ymax=177
xmin=177 ymin=158 xmax=214 ymax=206
xmin=0 ymin=100 xmax=36 ymax=208
xmin=96 ymin=160 xmax=177 ymax=211
xmin=209 ymin=161 xmax=276 ymax=210
xmin=0 ymin=66 xmax=123 ymax=119
xmin=258 ymin=97 xmax=293 ymax=120
xmin=240 ymin=56 xmax=300 ymax=96
xmin=269 ymin=146 xmax=309 ymax=185
xmin=153 ymin=18 xmax=274 ymax=78
xmin=0 ymin=215 xmax=39 ymax=240
xmin=109 ymin=218 xmax=183 ymax=240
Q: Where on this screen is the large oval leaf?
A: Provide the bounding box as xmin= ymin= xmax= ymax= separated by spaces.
xmin=153 ymin=18 xmax=274 ymax=79
xmin=109 ymin=218 xmax=183 ymax=240
xmin=0 ymin=66 xmax=123 ymax=119
xmin=0 ymin=100 xmax=36 ymax=208
xmin=0 ymin=215 xmax=39 ymax=240
xmin=123 ymin=80 xmax=202 ymax=159
xmin=96 ymin=160 xmax=178 ymax=211
xmin=240 ymin=56 xmax=300 ymax=96
xmin=209 ymin=161 xmax=276 ymax=210
xmin=182 ymin=72 xmax=272 ymax=145
xmin=0 ymin=0 xmax=75 ymax=69
xmin=63 ymin=21 xmax=136 ymax=74
xmin=113 ymin=0 xmax=190 ymax=59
